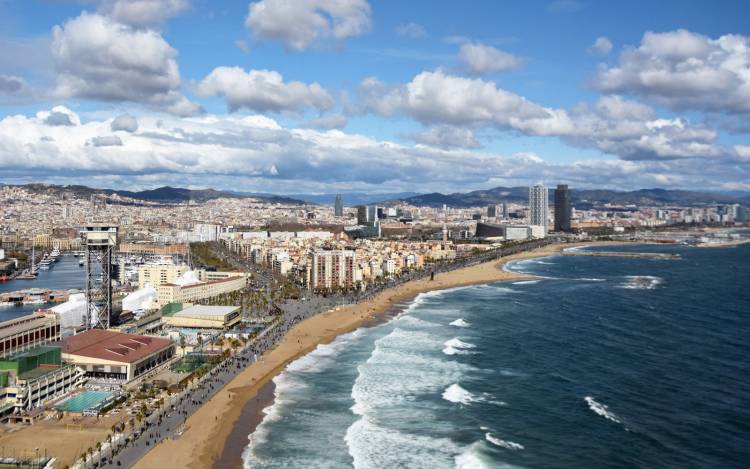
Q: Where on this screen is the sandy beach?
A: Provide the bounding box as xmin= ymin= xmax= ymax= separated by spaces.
xmin=133 ymin=241 xmax=618 ymax=469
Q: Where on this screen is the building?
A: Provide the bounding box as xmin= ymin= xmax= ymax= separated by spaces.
xmin=120 ymin=242 xmax=188 ymax=256
xmin=474 ymin=222 xmax=532 ymax=241
xmin=529 ymin=183 xmax=549 ymax=235
xmin=487 ymin=204 xmax=497 ymax=218
xmin=156 ymin=274 xmax=247 ymax=307
xmin=356 ymin=205 xmax=369 ymax=225
xmin=309 ymin=250 xmax=356 ymax=291
xmin=334 ymin=194 xmax=343 ymax=217
xmin=162 ymin=305 xmax=241 ymax=329
xmin=502 ymin=202 xmax=508 ymax=220
xmin=63 ymin=329 xmax=175 ymax=381
xmin=138 ymin=264 xmax=190 ymax=289
xmin=0 ymin=313 xmax=61 ymax=359
xmin=554 ymin=184 xmax=572 ymax=232
xmin=0 ymin=345 xmax=86 ymax=418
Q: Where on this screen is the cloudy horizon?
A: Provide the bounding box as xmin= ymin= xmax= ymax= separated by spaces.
xmin=1 ymin=0 xmax=749 ymax=194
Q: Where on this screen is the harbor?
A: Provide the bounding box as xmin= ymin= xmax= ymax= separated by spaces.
xmin=562 ymin=250 xmax=681 ymax=260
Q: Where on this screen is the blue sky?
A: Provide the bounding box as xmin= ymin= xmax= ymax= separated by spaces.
xmin=0 ymin=0 xmax=749 ymax=194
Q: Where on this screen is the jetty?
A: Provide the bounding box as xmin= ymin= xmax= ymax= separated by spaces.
xmin=562 ymin=251 xmax=680 ymax=260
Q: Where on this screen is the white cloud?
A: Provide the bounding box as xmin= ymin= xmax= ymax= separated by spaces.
xmin=245 ymin=0 xmax=371 ymax=51
xmin=396 ymin=22 xmax=427 ymax=39
xmin=588 ymin=36 xmax=613 ymax=56
xmin=360 ymin=71 xmax=728 ymax=161
xmin=90 ymin=135 xmax=123 ymax=146
xmin=111 ymin=114 xmax=139 ymax=132
xmin=51 ymin=12 xmax=201 ymax=116
xmin=409 ymin=126 xmax=480 ymax=149
xmin=1 ymin=106 xmax=747 ymax=193
xmin=458 ymin=42 xmax=522 ymax=74
xmin=359 ymin=70 xmax=547 ymax=126
xmin=197 ymin=66 xmax=333 ymax=113
xmin=98 ymin=0 xmax=190 ymax=27
xmin=597 ymin=29 xmax=750 ymax=113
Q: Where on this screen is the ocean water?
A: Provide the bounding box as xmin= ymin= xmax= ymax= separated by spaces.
xmin=0 ymin=254 xmax=86 ymax=321
xmin=243 ymin=244 xmax=750 ymax=468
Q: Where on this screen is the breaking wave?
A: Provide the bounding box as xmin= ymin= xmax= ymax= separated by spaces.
xmin=485 ymin=433 xmax=524 ymax=450
xmin=449 ymin=318 xmax=471 ymax=327
xmin=584 ymin=396 xmax=621 ymax=424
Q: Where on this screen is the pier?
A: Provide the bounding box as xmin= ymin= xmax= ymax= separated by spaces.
xmin=562 ymin=251 xmax=680 ymax=260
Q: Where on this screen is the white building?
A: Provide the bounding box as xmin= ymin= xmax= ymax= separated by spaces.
xmin=529 ymin=183 xmax=549 ymax=236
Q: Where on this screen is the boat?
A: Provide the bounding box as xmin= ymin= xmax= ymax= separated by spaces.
xmin=79 ymin=259 xmax=85 ymax=267
xmin=0 ymin=302 xmax=18 ymax=308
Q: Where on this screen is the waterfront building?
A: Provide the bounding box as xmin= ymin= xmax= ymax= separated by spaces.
xmin=309 ymin=250 xmax=356 ymax=291
xmin=334 ymin=194 xmax=343 ymax=217
xmin=138 ymin=263 xmax=190 ymax=289
xmin=62 ymin=329 xmax=175 ymax=381
xmin=554 ymin=184 xmax=572 ymax=232
xmin=0 ymin=345 xmax=86 ymax=418
xmin=0 ymin=313 xmax=61 ymax=359
xmin=529 ymin=183 xmax=549 ymax=235
xmin=155 ymin=274 xmax=247 ymax=307
xmin=161 ymin=305 xmax=241 ymax=330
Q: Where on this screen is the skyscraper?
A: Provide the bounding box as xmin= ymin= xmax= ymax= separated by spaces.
xmin=487 ymin=204 xmax=497 ymax=218
xmin=502 ymin=202 xmax=508 ymax=220
xmin=334 ymin=194 xmax=343 ymax=217
xmin=356 ymin=205 xmax=368 ymax=225
xmin=554 ymin=184 xmax=571 ymax=232
xmin=529 ymin=183 xmax=549 ymax=234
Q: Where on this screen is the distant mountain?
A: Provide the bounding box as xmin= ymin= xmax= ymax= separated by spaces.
xmin=6 ymin=183 xmax=307 ymax=205
xmin=291 ymin=192 xmax=420 ymax=205
xmin=382 ymin=187 xmax=750 ymax=208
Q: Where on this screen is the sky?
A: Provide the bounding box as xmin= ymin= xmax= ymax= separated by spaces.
xmin=1 ymin=0 xmax=749 ymax=195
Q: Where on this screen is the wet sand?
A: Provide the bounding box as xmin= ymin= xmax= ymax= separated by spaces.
xmin=134 ymin=241 xmax=624 ymax=469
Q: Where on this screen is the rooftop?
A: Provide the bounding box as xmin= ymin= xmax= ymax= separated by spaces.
xmin=64 ymin=329 xmax=173 ymax=364
xmin=174 ymin=305 xmax=239 ymax=318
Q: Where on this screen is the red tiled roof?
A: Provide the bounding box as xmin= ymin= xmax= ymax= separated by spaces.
xmin=63 ymin=329 xmax=173 ymax=364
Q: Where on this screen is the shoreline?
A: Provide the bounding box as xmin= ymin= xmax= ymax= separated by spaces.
xmin=133 ymin=241 xmax=628 ymax=469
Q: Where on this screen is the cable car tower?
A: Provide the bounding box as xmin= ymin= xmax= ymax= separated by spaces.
xmin=80 ymin=225 xmax=118 ymax=329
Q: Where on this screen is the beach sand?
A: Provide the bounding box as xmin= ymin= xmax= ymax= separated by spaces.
xmin=134 ymin=241 xmax=597 ymax=469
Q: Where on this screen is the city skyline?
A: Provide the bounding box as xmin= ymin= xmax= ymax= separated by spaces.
xmin=0 ymin=0 xmax=749 ymax=194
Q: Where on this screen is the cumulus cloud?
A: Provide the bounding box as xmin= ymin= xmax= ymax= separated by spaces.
xmin=360 ymin=71 xmax=728 ymax=161
xmin=458 ymin=42 xmax=522 ymax=74
xmin=0 ymin=75 xmax=32 ymax=97
xmin=98 ymin=0 xmax=190 ymax=27
xmin=588 ymin=36 xmax=613 ymax=56
xmin=197 ymin=66 xmax=333 ymax=113
xmin=359 ymin=70 xmax=547 ymax=126
xmin=42 ymin=106 xmax=80 ymax=126
xmin=396 ymin=22 xmax=427 ymax=39
xmin=51 ymin=13 xmax=201 ymax=116
xmin=90 ymin=135 xmax=123 ymax=146
xmin=111 ymin=114 xmax=139 ymax=132
xmin=0 ymin=106 xmax=747 ymax=192
xmin=596 ymin=29 xmax=750 ymax=113
xmin=245 ymin=0 xmax=371 ymax=51
xmin=409 ymin=126 xmax=481 ymax=149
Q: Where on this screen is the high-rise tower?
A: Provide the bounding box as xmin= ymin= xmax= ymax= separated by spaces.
xmin=554 ymin=184 xmax=571 ymax=232
xmin=529 ymin=183 xmax=549 ymax=234
xmin=334 ymin=194 xmax=343 ymax=217
xmin=80 ymin=225 xmax=117 ymax=329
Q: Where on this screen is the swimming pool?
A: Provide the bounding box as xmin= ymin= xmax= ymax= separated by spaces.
xmin=56 ymin=391 xmax=113 ymax=413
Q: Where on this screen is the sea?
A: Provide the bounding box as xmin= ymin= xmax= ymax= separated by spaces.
xmin=0 ymin=254 xmax=86 ymax=320
xmin=242 ymin=243 xmax=750 ymax=468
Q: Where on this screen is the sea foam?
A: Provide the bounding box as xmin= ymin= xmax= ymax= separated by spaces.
xmin=620 ymin=275 xmax=663 ymax=290
xmin=442 ymin=383 xmax=477 ymax=404
xmin=443 ymin=337 xmax=477 ymax=355
xmin=485 ymin=433 xmax=524 ymax=450
xmin=449 ymin=318 xmax=471 ymax=327
xmin=584 ymin=396 xmax=621 ymax=424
